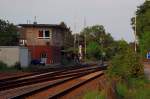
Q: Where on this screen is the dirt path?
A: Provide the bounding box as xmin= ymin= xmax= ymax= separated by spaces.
xmin=144 ymin=62 xmax=150 ymax=80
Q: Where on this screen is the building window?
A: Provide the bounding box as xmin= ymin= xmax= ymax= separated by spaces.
xmin=38 ymin=30 xmax=51 ymax=39
xmin=41 ymin=52 xmax=48 ymax=58
xmin=39 ymin=30 xmax=43 ymax=37
xmin=45 ymin=30 xmax=50 ymax=37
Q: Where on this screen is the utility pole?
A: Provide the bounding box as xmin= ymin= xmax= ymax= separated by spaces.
xmin=74 ymin=34 xmax=76 ymax=53
xmin=134 ymin=14 xmax=137 ymax=53
xmin=74 ymin=20 xmax=77 ymax=54
xmin=84 ymin=17 xmax=87 ymax=62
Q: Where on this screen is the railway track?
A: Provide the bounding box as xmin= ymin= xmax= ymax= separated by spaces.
xmin=0 ymin=64 xmax=98 ymax=91
xmin=0 ymin=63 xmax=96 ymax=82
xmin=0 ymin=66 xmax=100 ymax=91
xmin=0 ymin=64 xmax=106 ymax=99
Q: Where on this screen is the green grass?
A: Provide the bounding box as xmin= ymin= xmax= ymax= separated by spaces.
xmin=83 ymin=90 xmax=106 ymax=99
xmin=127 ymin=78 xmax=150 ymax=99
xmin=115 ymin=78 xmax=150 ymax=99
xmin=0 ymin=64 xmax=20 ymax=72
xmin=0 ymin=66 xmax=19 ymax=72
xmin=116 ymin=82 xmax=128 ymax=98
xmin=133 ymin=88 xmax=150 ymax=99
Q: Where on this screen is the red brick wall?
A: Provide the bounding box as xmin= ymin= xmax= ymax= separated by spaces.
xmin=27 ymin=46 xmax=61 ymax=64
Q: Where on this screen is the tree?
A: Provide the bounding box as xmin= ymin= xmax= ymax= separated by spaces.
xmin=86 ymin=41 xmax=101 ymax=60
xmin=131 ymin=1 xmax=150 ymax=57
xmin=80 ymin=25 xmax=105 ymax=44
xmin=131 ymin=1 xmax=150 ymax=38
xmin=80 ymin=25 xmax=115 ymax=60
xmin=0 ymin=19 xmax=18 ymax=46
xmin=139 ymin=32 xmax=150 ymax=57
xmin=59 ymin=21 xmax=74 ymax=52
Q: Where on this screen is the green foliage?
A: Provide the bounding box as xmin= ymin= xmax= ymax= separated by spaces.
xmin=131 ymin=1 xmax=150 ymax=58
xmin=132 ymin=87 xmax=150 ymax=99
xmin=86 ymin=41 xmax=101 ymax=60
xmin=81 ymin=25 xmax=105 ymax=37
xmin=106 ymin=40 xmax=150 ymax=99
xmin=61 ymin=56 xmax=71 ymax=65
xmin=80 ymin=25 xmax=106 ymax=46
xmin=0 ymin=61 xmax=8 ymax=70
xmin=114 ymin=40 xmax=129 ymax=54
xmin=115 ymin=79 xmax=150 ymax=99
xmin=0 ymin=61 xmax=20 ymax=72
xmin=126 ymin=78 xmax=150 ymax=99
xmin=0 ymin=19 xmax=18 ymax=46
xmin=116 ymin=82 xmax=128 ymax=98
xmin=139 ymin=32 xmax=150 ymax=57
xmin=128 ymin=77 xmax=149 ymax=88
xmin=131 ymin=1 xmax=150 ymax=37
xmin=80 ymin=25 xmax=115 ymax=60
xmin=107 ymin=40 xmax=144 ymax=79
xmin=83 ymin=90 xmax=106 ymax=99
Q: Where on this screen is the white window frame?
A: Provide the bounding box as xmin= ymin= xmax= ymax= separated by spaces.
xmin=38 ymin=29 xmax=52 ymax=39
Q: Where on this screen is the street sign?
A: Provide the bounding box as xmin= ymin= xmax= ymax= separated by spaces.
xmin=147 ymin=52 xmax=150 ymax=59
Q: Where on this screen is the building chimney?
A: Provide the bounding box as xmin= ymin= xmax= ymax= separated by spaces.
xmin=33 ymin=16 xmax=37 ymax=24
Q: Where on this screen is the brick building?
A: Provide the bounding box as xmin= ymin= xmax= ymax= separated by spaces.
xmin=19 ymin=22 xmax=72 ymax=65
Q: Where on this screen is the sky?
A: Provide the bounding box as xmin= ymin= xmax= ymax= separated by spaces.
xmin=0 ymin=0 xmax=145 ymax=42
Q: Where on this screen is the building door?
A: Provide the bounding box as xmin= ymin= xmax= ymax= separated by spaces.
xmin=20 ymin=47 xmax=30 ymax=67
xmin=40 ymin=52 xmax=47 ymax=64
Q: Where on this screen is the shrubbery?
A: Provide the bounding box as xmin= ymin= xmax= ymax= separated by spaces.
xmin=0 ymin=61 xmax=8 ymax=70
xmin=0 ymin=61 xmax=21 ymax=72
xmin=108 ymin=49 xmax=144 ymax=79
xmin=107 ymin=40 xmax=144 ymax=79
xmin=106 ymin=40 xmax=150 ymax=98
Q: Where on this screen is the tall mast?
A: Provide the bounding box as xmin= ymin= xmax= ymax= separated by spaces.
xmin=84 ymin=17 xmax=87 ymax=62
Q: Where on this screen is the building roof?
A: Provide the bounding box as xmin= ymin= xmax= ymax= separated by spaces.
xmin=19 ymin=24 xmax=69 ymax=30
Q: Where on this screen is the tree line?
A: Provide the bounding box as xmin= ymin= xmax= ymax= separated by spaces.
xmin=0 ymin=19 xmax=19 ymax=46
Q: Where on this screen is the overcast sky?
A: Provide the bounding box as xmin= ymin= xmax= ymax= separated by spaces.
xmin=0 ymin=0 xmax=145 ymax=42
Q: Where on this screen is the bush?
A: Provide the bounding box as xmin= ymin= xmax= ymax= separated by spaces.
xmin=86 ymin=41 xmax=101 ymax=60
xmin=107 ymin=48 xmax=144 ymax=79
xmin=13 ymin=62 xmax=21 ymax=70
xmin=106 ymin=40 xmax=148 ymax=98
xmin=0 ymin=61 xmax=21 ymax=72
xmin=0 ymin=61 xmax=8 ymax=70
